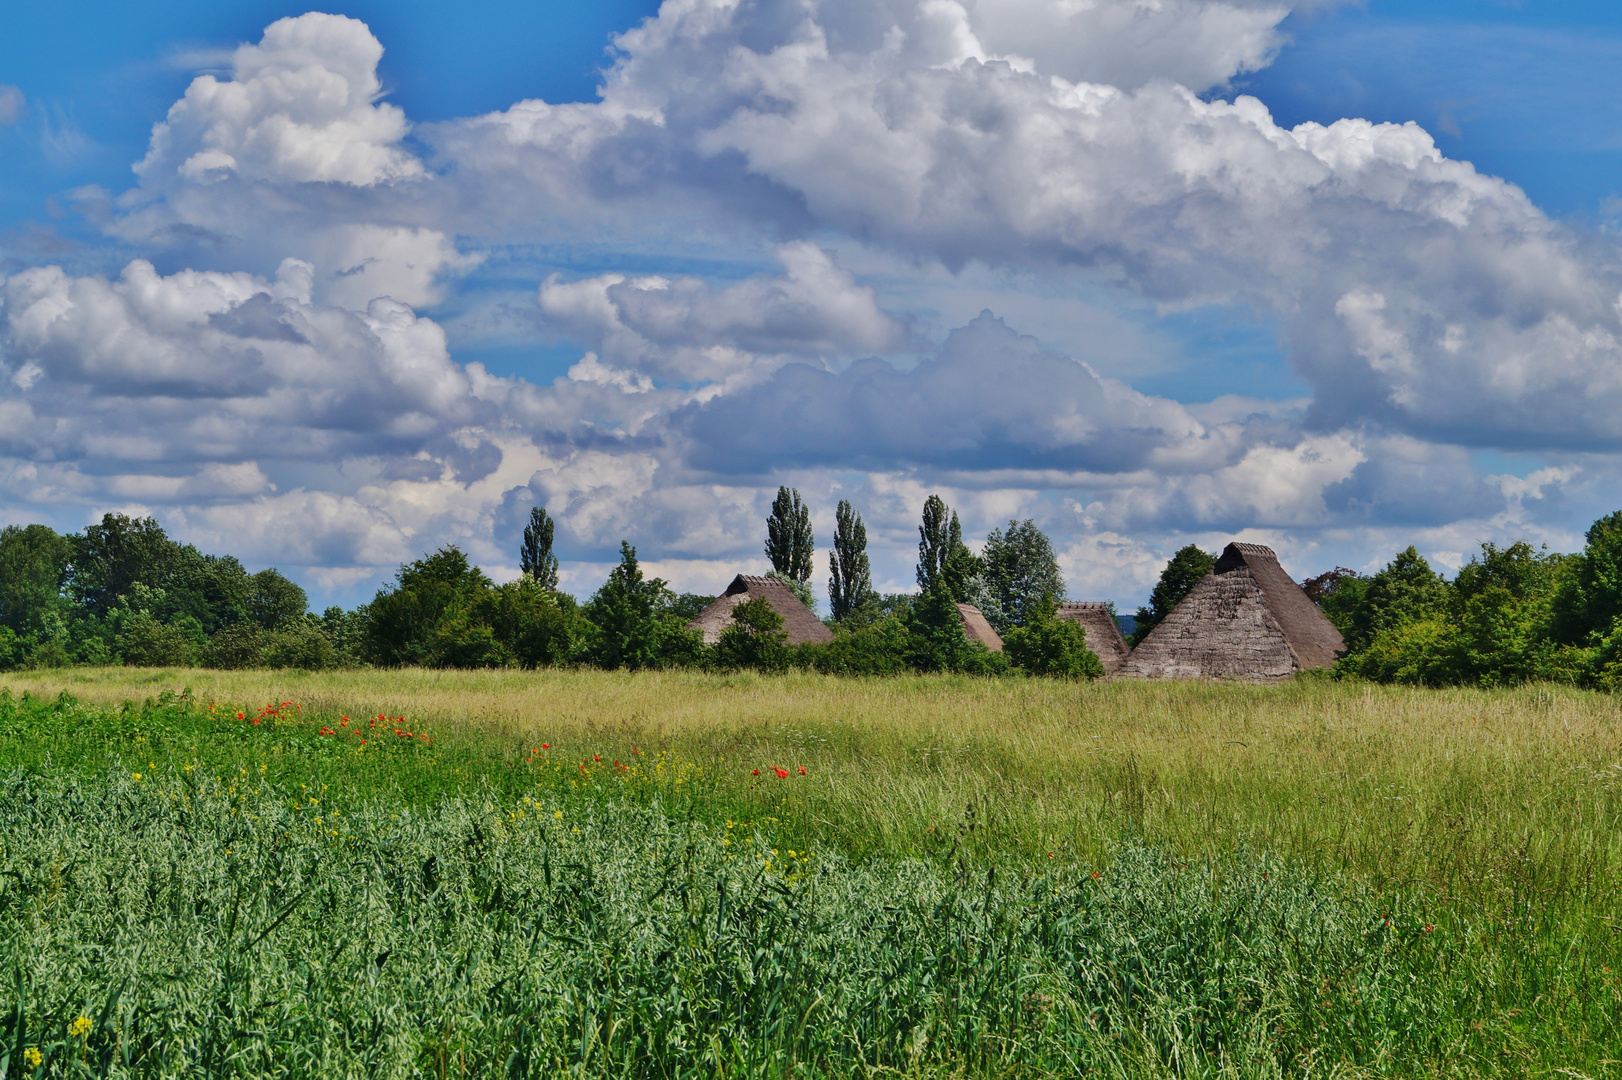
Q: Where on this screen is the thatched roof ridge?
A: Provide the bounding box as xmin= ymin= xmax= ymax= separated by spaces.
xmin=1121 ymin=542 xmax=1344 ymax=682
xmin=686 ymin=574 xmax=835 ymax=646
xmin=956 ymin=604 xmax=1004 ymax=652
xmin=1055 ymin=602 xmax=1131 ymax=674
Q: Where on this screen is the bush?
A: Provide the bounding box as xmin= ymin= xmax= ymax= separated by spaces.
xmin=716 ymin=598 xmax=789 ymax=672
xmin=807 ymin=617 xmax=912 ymax=676
xmin=116 ymin=612 xmax=197 ymax=667
xmin=203 ymin=624 xmax=265 ymax=669
xmin=262 ymin=621 xmax=339 ymax=670
xmin=1335 ymin=619 xmax=1455 ymax=685
xmin=1003 ymin=601 xmax=1104 ymax=679
xmin=905 ymin=585 xmax=1005 ymax=674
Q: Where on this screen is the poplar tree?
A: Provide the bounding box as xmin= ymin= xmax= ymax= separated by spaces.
xmin=520 ymin=505 xmax=560 ymax=589
xmin=765 ymin=487 xmax=814 ymax=585
xmin=916 ymin=494 xmax=963 ymax=593
xmin=828 ymin=500 xmax=873 ymax=621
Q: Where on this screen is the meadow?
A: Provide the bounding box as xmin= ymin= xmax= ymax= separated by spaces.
xmin=1 ymin=667 xmax=1619 ymax=1077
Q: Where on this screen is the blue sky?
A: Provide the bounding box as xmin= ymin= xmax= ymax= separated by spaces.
xmin=3 ymin=0 xmax=1621 ymax=608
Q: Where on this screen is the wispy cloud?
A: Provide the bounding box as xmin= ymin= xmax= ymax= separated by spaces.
xmin=0 ymin=85 xmax=24 ymax=126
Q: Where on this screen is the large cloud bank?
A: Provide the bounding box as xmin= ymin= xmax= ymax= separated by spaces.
xmin=3 ymin=1 xmax=1617 ymax=604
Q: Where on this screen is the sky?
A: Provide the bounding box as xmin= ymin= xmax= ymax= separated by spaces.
xmin=3 ymin=0 xmax=1622 ymax=610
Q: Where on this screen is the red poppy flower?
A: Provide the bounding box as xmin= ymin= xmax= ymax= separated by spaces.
xmin=593 ymin=755 xmax=601 ymax=762
xmin=237 ymin=712 xmax=245 ymax=720
xmin=541 ymin=744 xmax=550 ymax=750
xmin=774 ymin=767 xmax=789 ymax=779
xmin=752 ymin=770 xmax=760 ymax=776
xmin=797 ymin=766 xmax=806 ymax=775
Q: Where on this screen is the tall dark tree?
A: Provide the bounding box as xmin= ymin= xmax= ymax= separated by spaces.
xmin=68 ymin=514 xmax=181 ymax=617
xmin=520 ymin=505 xmax=560 ymax=589
xmin=916 ymin=494 xmax=963 ymax=593
xmin=981 ymin=519 xmax=1065 ymax=630
xmin=828 ymin=500 xmax=873 ymax=621
xmin=0 ymin=524 xmax=72 ymax=635
xmin=1131 ymin=545 xmax=1216 ymax=645
xmin=765 ymin=487 xmax=814 ymax=585
xmin=365 ymin=547 xmax=493 ymax=666
xmin=248 ymin=569 xmax=309 ymax=631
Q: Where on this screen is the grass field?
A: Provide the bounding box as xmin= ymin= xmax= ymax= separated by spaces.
xmin=1 ymin=668 xmax=1619 ymax=1076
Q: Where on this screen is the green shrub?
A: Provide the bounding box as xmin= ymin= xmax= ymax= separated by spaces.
xmin=262 ymin=620 xmax=340 ymax=670
xmin=1003 ymin=600 xmax=1104 ymax=678
xmin=716 ymin=597 xmax=789 ymax=672
xmin=202 ymin=623 xmax=264 ymax=669
xmin=114 ymin=612 xmax=196 ymax=667
xmin=1336 ymin=618 xmax=1455 ymax=685
xmin=808 ymin=616 xmax=912 ymax=675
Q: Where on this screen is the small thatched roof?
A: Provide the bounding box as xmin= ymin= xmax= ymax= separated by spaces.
xmin=686 ymin=575 xmax=834 ymax=646
xmin=1054 ymin=602 xmax=1131 ymax=674
xmin=957 ymin=603 xmax=1004 ymax=652
xmin=1122 ymin=542 xmax=1345 ymax=682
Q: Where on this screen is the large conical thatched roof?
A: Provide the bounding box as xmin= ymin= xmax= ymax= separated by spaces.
xmin=686 ymin=575 xmax=835 ymax=646
xmin=1054 ymin=602 xmax=1131 ymax=674
xmin=956 ymin=603 xmax=1004 ymax=651
xmin=1121 ymin=542 xmax=1345 ymax=682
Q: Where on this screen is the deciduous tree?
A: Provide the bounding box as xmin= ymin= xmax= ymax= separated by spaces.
xmin=981 ymin=520 xmax=1065 ymax=631
xmin=766 ymin=487 xmax=814 ymax=585
xmin=828 ymin=500 xmax=873 ymax=621
xmin=520 ymin=505 xmax=561 ymax=589
xmin=1131 ymin=546 xmax=1215 ymax=645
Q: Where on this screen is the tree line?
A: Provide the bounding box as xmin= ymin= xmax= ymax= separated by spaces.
xmin=0 ymin=491 xmax=1099 ymax=678
xmin=15 ymin=500 xmax=1609 ymax=687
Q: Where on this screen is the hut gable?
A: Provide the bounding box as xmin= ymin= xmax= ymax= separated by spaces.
xmin=1055 ymin=602 xmax=1131 ymax=674
xmin=686 ymin=575 xmax=835 ymax=646
xmin=1122 ymin=543 xmax=1345 ymax=682
xmin=956 ymin=604 xmax=1004 ymax=651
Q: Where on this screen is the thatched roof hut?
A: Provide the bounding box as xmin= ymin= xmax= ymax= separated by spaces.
xmin=1054 ymin=602 xmax=1131 ymax=674
xmin=686 ymin=575 xmax=835 ymax=646
xmin=956 ymin=604 xmax=1004 ymax=651
xmin=1121 ymin=542 xmax=1344 ymax=682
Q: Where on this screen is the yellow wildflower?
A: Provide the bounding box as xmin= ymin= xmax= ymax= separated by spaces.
xmin=70 ymin=1015 xmax=91 ymax=1037
xmin=132 ymin=773 xmax=142 ymax=782
xmin=24 ymin=1047 xmax=41 ymax=1067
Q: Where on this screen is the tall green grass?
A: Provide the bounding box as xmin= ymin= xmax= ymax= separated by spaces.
xmin=1 ymin=675 xmax=1620 ymax=1076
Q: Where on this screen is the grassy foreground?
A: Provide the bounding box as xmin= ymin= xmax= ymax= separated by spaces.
xmin=1 ymin=668 xmax=1619 ymax=1077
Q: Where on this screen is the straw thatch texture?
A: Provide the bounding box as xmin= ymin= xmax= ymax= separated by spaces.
xmin=1122 ymin=543 xmax=1345 ymax=682
xmin=956 ymin=604 xmax=1004 ymax=651
xmin=686 ymin=575 xmax=835 ymax=646
xmin=1055 ymin=602 xmax=1131 ymax=674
